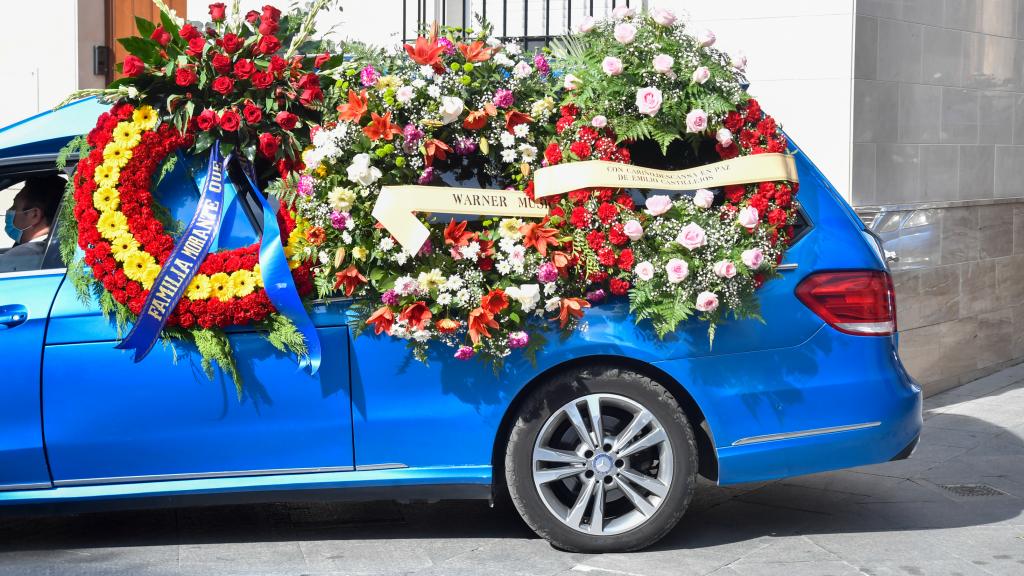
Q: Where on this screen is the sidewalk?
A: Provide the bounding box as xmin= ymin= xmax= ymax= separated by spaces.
xmin=2 ymin=364 xmax=1023 ymax=575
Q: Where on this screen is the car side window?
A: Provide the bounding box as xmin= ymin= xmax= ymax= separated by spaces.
xmin=0 ymin=173 xmax=68 ymax=274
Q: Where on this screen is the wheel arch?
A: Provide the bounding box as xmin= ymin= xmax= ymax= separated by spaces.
xmin=491 ymin=354 xmax=719 ymax=500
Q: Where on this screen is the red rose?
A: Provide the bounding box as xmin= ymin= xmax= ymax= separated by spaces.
xmin=275 ymin=110 xmax=298 ymax=130
xmin=175 ymin=67 xmax=197 ymax=87
xmin=258 ymin=132 xmax=281 ymax=158
xmin=212 ymin=75 xmax=235 ymax=95
xmin=219 ymin=109 xmax=241 ymax=131
xmin=186 ymin=37 xmax=206 ymax=57
xmin=233 ymin=58 xmax=256 ymax=79
xmin=250 ymin=71 xmax=274 ymax=88
xmin=609 ymin=278 xmax=630 ymax=296
xmin=196 ymin=108 xmax=218 ymax=131
xmin=150 ymin=26 xmax=171 ymax=46
xmin=261 ymin=4 xmax=282 ymax=22
xmin=299 ymin=86 xmax=323 ymax=106
xmin=617 ymin=248 xmax=634 ymax=270
xmin=268 ymin=55 xmax=287 ymax=75
xmin=221 ymin=33 xmax=243 ymax=54
xmin=245 ymin=10 xmax=260 ymax=22
xmin=255 ymin=35 xmax=282 ymax=55
xmin=208 ymin=2 xmax=227 ymax=21
xmin=180 ymin=23 xmax=203 ymax=41
xmin=314 ymin=52 xmax=331 ymax=68
xmin=544 ymin=142 xmax=562 ymax=165
xmin=258 ymin=19 xmax=279 ymax=35
xmin=210 ymin=52 xmax=231 ymax=73
xmin=122 ymin=55 xmax=144 ymax=77
xmin=243 ymin=103 xmax=262 ymax=123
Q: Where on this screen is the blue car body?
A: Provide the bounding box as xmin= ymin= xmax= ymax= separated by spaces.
xmin=0 ymin=100 xmax=922 ymax=511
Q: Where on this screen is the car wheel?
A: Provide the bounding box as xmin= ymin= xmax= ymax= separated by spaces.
xmin=504 ymin=364 xmax=697 ymax=552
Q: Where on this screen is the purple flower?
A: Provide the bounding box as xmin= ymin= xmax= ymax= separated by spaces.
xmin=536 ymin=262 xmax=558 ymax=283
xmin=381 ymin=289 xmax=399 ymax=306
xmin=330 ymin=210 xmax=350 ymax=230
xmin=508 ymin=331 xmax=529 ymax=349
xmin=417 ymin=238 xmax=433 ymax=256
xmin=296 ymin=174 xmax=314 ymax=197
xmin=418 ymin=167 xmax=436 ymax=184
xmin=403 ymin=123 xmax=424 ymax=153
xmin=454 ymin=136 xmax=478 ymax=156
xmin=454 ymin=346 xmax=475 ymax=360
xmin=492 ymin=89 xmax=514 ymax=109
xmin=360 ymin=65 xmax=379 ymax=87
xmin=534 ymin=54 xmax=551 ymax=77
xmin=586 ymin=289 xmax=606 ymax=303
xmin=437 ymin=37 xmax=456 ymax=55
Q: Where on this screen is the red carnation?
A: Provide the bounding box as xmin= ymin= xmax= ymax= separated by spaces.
xmin=243 ymin=103 xmax=262 ymax=123
xmin=258 ymin=132 xmax=281 ymax=158
xmin=255 ymin=35 xmax=282 ymax=55
xmin=275 ymin=110 xmax=298 ymax=130
xmin=598 ymin=248 xmax=617 ymax=267
xmin=544 ymin=142 xmax=562 ymax=165
xmin=150 ymin=26 xmax=171 ymax=46
xmin=122 ymin=55 xmax=144 ymax=77
xmin=745 ymin=99 xmax=762 ymax=123
xmin=175 ymin=67 xmax=198 ymax=87
xmin=219 ymin=109 xmax=241 ymax=132
xmin=596 ymin=202 xmax=617 ymax=224
xmin=186 ymin=37 xmax=206 ymax=57
xmin=569 ymin=206 xmax=590 ymax=228
xmin=768 ymin=208 xmax=789 ymax=226
xmin=569 ymin=140 xmax=592 ymax=159
xmin=233 ymin=58 xmax=256 ymax=79
xmin=209 ymin=2 xmax=227 ymax=21
xmin=212 ymin=75 xmax=235 ymax=95
xmin=617 ymin=248 xmax=634 ymax=270
xmin=724 ymin=111 xmax=744 ymax=132
xmin=555 ymin=115 xmax=574 ymax=135
xmin=609 ymin=278 xmax=630 ymax=296
xmin=250 ymin=71 xmax=274 ymax=89
xmin=221 ymin=33 xmax=243 ymax=54
xmin=608 ymin=224 xmax=628 ymax=246
xmin=586 ymin=230 xmax=605 ymax=251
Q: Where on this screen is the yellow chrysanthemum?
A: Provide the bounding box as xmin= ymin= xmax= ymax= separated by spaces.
xmin=209 ymin=272 xmax=232 ymax=302
xmin=252 ymin=265 xmax=263 ymax=287
xmin=110 ymin=234 xmax=140 ymax=262
xmin=102 ymin=142 xmax=133 ymax=168
xmin=93 ymin=186 xmax=120 ymax=212
xmin=132 ymin=106 xmax=158 ymax=131
xmin=351 ymin=246 xmax=368 ymax=261
xmin=112 ymin=122 xmax=141 ymax=148
xmin=139 ymin=262 xmax=162 ymax=289
xmin=96 ymin=210 xmax=129 ymax=240
xmin=186 ymin=275 xmax=212 ymax=300
xmin=499 ymin=218 xmax=525 ymax=240
xmin=93 ymin=163 xmax=120 ymax=188
xmin=229 ymin=270 xmax=257 ymax=298
xmin=377 ymin=75 xmax=401 ymax=91
xmin=123 ymin=251 xmax=155 ymax=282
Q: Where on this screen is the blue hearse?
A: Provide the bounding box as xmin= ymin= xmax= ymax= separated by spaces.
xmin=0 ymin=100 xmax=921 ymax=552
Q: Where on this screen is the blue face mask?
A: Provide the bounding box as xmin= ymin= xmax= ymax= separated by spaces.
xmin=5 ymin=209 xmax=26 ymax=243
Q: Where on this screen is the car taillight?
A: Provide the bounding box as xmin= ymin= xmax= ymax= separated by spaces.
xmin=795 ymin=270 xmax=897 ymax=336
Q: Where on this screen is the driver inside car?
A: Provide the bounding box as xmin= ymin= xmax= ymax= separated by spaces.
xmin=0 ymin=175 xmax=64 ymax=273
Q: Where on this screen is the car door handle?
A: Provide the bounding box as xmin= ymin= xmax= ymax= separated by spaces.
xmin=0 ymin=304 xmax=28 ymax=329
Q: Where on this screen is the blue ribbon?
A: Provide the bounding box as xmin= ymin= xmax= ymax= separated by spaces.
xmin=118 ymin=142 xmax=321 ymax=376
xmin=117 ymin=142 xmax=227 ymax=361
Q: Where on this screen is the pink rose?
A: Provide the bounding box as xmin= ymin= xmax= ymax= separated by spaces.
xmin=591 ymin=115 xmax=608 ymax=128
xmin=602 ymin=56 xmax=624 ymax=76
xmin=713 ymin=260 xmax=737 ymax=278
xmin=716 ymin=128 xmax=733 ymax=148
xmin=623 ymin=220 xmax=644 ymax=241
xmin=665 ymin=258 xmax=689 ymax=284
xmin=614 ymin=23 xmax=637 ymax=44
xmin=742 ymin=248 xmax=764 ymax=269
xmin=685 ymin=108 xmax=708 ymax=133
xmin=513 ymin=61 xmax=532 ymax=78
xmin=653 ymin=54 xmax=674 ymax=74
xmin=676 ymin=222 xmax=707 ymax=251
xmin=634 ymin=261 xmax=655 ymax=281
xmin=732 ymin=51 xmax=748 ymax=71
xmin=563 ymin=74 xmax=581 ymax=90
xmin=578 ymin=15 xmax=596 ymax=33
xmin=698 ymin=29 xmax=716 ymax=47
xmin=695 ymin=291 xmax=719 ymax=312
xmin=645 ymin=195 xmax=673 ymax=216
xmin=738 ymin=206 xmax=759 ymax=229
xmin=636 ymin=86 xmax=664 ymax=116
xmin=612 ymin=6 xmax=635 ymax=19
xmin=693 ymin=188 xmax=714 ymax=209
xmin=651 ymin=7 xmax=676 ymax=27
xmin=692 ymin=66 xmax=710 ymax=84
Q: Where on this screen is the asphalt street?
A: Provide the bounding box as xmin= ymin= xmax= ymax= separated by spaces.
xmin=2 ymin=364 xmax=1024 ymax=576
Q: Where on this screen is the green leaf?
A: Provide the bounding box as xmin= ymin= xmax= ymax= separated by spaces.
xmin=134 ymin=15 xmax=156 ymax=39
xmin=117 ymin=37 xmax=158 ymax=64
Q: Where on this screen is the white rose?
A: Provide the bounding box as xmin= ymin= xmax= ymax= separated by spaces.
xmin=346 ymin=153 xmax=382 ymax=186
xmin=440 ymin=96 xmax=465 ymax=125
xmin=506 ymin=283 xmax=541 ymax=312
xmin=693 ymin=188 xmax=714 ymax=209
xmin=716 ymin=128 xmax=734 ymax=148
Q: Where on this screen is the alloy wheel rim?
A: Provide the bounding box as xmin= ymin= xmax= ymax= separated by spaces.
xmin=531 ymin=392 xmax=674 ymax=535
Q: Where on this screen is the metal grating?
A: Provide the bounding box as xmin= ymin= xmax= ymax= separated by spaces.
xmin=937 ymin=484 xmax=1009 ymax=497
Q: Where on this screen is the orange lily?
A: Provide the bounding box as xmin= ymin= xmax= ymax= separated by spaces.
xmin=457 ymin=40 xmax=495 ymax=63
xmin=404 ymin=35 xmax=445 ymax=68
xmin=462 ymin=103 xmax=498 ymax=130
xmin=365 ymin=306 xmax=395 ymax=335
xmin=556 ymin=297 xmax=590 ymax=328
xmin=398 ymin=301 xmax=432 ymax=331
xmin=333 ymin=264 xmax=367 ymax=297
xmin=480 ymin=289 xmax=509 ymax=315
xmin=337 ymin=89 xmax=368 ymax=123
xmin=362 ymin=111 xmax=403 ymax=141
xmin=550 ymin=250 xmax=576 ymax=278
xmin=443 ymin=219 xmax=477 ymax=257
xmin=423 ymin=138 xmax=453 ymax=167
xmin=504 ymin=109 xmax=534 ymax=134
xmin=519 ymin=222 xmax=561 ymax=257
xmin=467 ymin=307 xmax=499 ymax=345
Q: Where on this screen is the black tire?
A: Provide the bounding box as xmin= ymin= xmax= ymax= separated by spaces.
xmin=504 ymin=364 xmax=697 ymax=553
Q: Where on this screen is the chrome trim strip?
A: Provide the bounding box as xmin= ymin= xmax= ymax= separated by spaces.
xmin=731 ymin=422 xmax=881 ymax=446
xmin=0 ymin=482 xmax=52 ymax=492
xmin=53 ymin=465 xmax=356 ymax=487
xmin=0 ymin=268 xmax=66 ymax=280
xmin=776 ymin=263 xmax=798 ymax=271
xmin=858 ymin=196 xmax=1024 ymax=213
xmin=355 ymin=463 xmax=409 ymax=471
